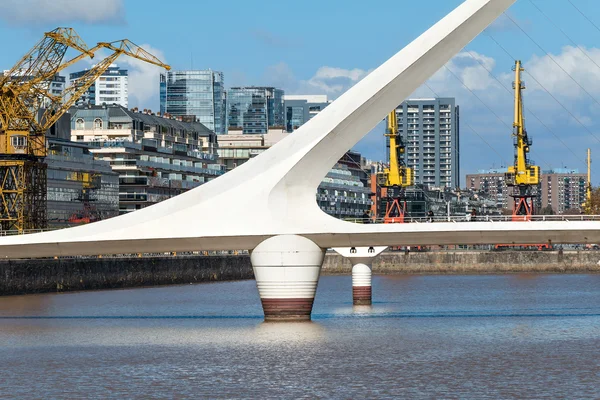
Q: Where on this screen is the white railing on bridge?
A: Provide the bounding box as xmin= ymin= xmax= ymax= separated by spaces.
xmin=0 ymin=229 xmax=54 ymax=236
xmin=344 ymin=215 xmax=600 ymax=224
xmin=2 ymin=215 xmax=599 ymax=237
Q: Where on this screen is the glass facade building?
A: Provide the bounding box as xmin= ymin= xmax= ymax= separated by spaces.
xmin=160 ymin=70 xmax=226 ymax=134
xmin=227 ymin=87 xmax=284 ymax=134
xmin=283 ymin=95 xmax=331 ymax=132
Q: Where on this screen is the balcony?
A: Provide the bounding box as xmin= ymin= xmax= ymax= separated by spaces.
xmin=119 ymin=193 xmax=147 ymax=202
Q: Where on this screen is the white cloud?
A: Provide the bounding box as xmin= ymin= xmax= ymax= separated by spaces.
xmin=259 ymin=47 xmax=600 ymax=174
xmin=118 ymin=44 xmax=167 ymax=111
xmin=261 ymin=62 xmax=370 ymax=98
xmin=0 ymin=0 xmax=124 ymax=25
xmin=262 ymin=47 xmax=600 ymax=126
xmin=423 ymin=51 xmax=507 ymax=101
xmin=525 ymin=45 xmax=600 ymax=100
xmin=301 ymin=66 xmax=370 ymax=96
xmin=65 ymin=44 xmax=166 ymax=110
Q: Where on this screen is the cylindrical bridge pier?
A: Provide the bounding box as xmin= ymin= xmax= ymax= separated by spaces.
xmin=333 ymin=246 xmax=387 ymax=306
xmin=251 ymin=235 xmax=325 ymax=322
xmin=352 ymin=262 xmax=372 ymax=305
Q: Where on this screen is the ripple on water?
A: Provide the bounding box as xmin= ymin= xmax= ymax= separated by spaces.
xmin=0 ymin=274 xmax=599 ymax=398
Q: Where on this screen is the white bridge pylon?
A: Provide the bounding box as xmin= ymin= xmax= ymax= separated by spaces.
xmin=2 ymin=0 xmax=599 ymax=319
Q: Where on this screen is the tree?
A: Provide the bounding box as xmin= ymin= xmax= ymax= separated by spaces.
xmin=584 ymin=187 xmax=600 ymax=215
xmin=563 ymin=207 xmax=582 ymax=215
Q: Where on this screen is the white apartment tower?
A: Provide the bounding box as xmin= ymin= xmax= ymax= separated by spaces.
xmin=394 ymin=98 xmax=460 ymax=188
xmin=69 ymin=64 xmax=128 ymax=108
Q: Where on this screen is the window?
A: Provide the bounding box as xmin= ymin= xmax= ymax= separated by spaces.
xmin=94 ymin=118 xmax=103 ymax=129
xmin=76 ymin=118 xmax=84 ymax=130
xmin=11 ymin=135 xmax=26 ymax=150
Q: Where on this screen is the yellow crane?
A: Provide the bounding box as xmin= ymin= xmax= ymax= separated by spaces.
xmin=0 ymin=28 xmax=94 ymax=232
xmin=587 ymin=148 xmax=592 ymax=205
xmin=505 ymin=60 xmax=540 ymax=220
xmin=0 ymin=28 xmax=170 ymax=233
xmin=582 ymin=148 xmax=593 ymax=214
xmin=377 ymin=109 xmax=413 ymax=223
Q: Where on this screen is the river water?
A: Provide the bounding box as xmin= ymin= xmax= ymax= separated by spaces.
xmin=1 ymin=274 xmax=599 ymax=398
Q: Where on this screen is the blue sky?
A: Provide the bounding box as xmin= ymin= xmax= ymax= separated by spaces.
xmin=1 ymin=0 xmax=600 ymax=185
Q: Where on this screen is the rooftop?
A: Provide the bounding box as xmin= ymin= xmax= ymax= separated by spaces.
xmin=70 ymin=104 xmax=215 ymax=137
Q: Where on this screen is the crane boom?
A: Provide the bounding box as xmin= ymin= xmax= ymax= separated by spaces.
xmin=0 ymin=29 xmax=170 ymax=233
xmin=97 ymin=40 xmax=171 ymax=70
xmin=0 ymin=28 xmax=93 ymax=133
xmin=0 ymin=28 xmax=92 ymax=89
xmin=40 ymin=40 xmax=171 ymax=132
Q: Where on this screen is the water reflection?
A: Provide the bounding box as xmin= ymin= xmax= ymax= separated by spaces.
xmin=254 ymin=321 xmax=325 ymax=344
xmin=1 ymin=275 xmax=599 ymax=398
xmin=352 ymin=305 xmax=373 ymax=314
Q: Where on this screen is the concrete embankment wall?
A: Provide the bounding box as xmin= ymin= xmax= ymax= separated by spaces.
xmin=323 ymin=251 xmax=600 ymax=274
xmin=1 ymin=251 xmax=600 ymax=296
xmin=0 ymin=256 xmax=253 ymax=296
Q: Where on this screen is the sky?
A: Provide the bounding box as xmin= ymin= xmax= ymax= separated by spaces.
xmin=1 ymin=0 xmax=600 ymax=185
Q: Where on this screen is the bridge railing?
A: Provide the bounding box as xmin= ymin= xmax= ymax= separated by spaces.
xmin=2 ymin=215 xmax=600 ymax=236
xmin=344 ymin=215 xmax=600 ymax=224
xmin=0 ymin=228 xmax=55 ymax=236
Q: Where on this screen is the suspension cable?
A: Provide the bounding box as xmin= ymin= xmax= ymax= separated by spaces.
xmin=440 ymin=63 xmax=552 ymax=169
xmin=566 ymin=0 xmax=600 ymax=36
xmin=529 ymin=0 xmax=600 ymax=76
xmin=423 ymin=82 xmax=507 ymax=165
xmin=464 ymin=49 xmax=586 ymax=168
xmin=485 ymin=32 xmax=600 ymax=146
xmin=503 ymin=11 xmax=600 ymax=110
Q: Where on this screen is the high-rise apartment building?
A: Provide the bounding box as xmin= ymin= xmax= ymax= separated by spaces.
xmin=394 ymin=98 xmax=459 ymax=188
xmin=540 ymin=169 xmax=587 ymax=214
xmin=283 ymin=95 xmax=331 ymax=132
xmin=70 ymin=64 xmax=128 ymax=107
xmin=466 ymin=169 xmax=511 ymax=209
xmin=227 ymin=87 xmax=284 ymax=134
xmin=160 ymin=70 xmax=226 ymax=134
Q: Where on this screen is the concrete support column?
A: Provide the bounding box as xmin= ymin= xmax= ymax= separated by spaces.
xmin=352 ymin=262 xmax=372 ymax=305
xmin=333 ymin=246 xmax=387 ymax=306
xmin=251 ymin=235 xmax=325 ymax=322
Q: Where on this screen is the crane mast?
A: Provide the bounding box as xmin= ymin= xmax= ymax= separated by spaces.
xmin=376 ymin=109 xmax=413 ymax=223
xmin=0 ymin=29 xmax=170 ymax=233
xmin=587 ymin=148 xmax=592 ymax=205
xmin=505 ymin=60 xmax=539 ymax=220
xmin=583 ymin=148 xmax=592 ymax=214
